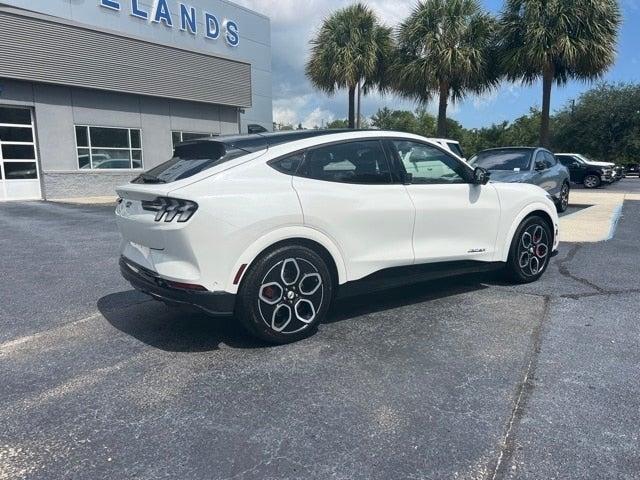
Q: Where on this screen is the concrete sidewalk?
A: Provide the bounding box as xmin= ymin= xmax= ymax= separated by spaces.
xmin=48 ymin=196 xmax=118 ymax=205
xmin=559 ymin=189 xmax=640 ymax=243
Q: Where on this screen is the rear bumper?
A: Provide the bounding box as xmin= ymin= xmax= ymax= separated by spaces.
xmin=119 ymin=256 xmax=235 ymax=316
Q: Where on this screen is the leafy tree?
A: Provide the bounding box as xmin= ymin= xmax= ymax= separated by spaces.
xmin=444 ymin=118 xmax=465 ymax=142
xmin=370 ymin=107 xmax=396 ymax=130
xmin=552 ymin=83 xmax=640 ymax=164
xmin=498 ymin=0 xmax=621 ymax=147
xmin=371 ymin=107 xmax=419 ymax=133
xmin=460 ymin=122 xmax=509 ymax=156
xmin=503 ymin=108 xmax=542 ymax=146
xmin=306 ymin=3 xmax=392 ymax=129
xmin=415 ymin=108 xmax=437 ymax=137
xmin=326 ymin=119 xmax=349 ymax=129
xmin=370 ymin=107 xmax=439 ymax=137
xmin=393 ymin=0 xmax=498 ymax=137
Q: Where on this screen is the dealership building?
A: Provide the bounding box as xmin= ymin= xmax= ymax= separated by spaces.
xmin=0 ymin=0 xmax=272 ymax=201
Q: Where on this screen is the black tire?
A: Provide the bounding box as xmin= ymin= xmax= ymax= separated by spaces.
xmin=505 ymin=215 xmax=553 ymax=284
xmin=235 ymin=245 xmax=333 ymax=344
xmin=583 ymin=174 xmax=601 ymax=189
xmin=555 ymin=182 xmax=570 ymax=213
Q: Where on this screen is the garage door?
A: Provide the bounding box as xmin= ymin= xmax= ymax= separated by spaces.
xmin=0 ymin=106 xmax=41 ymax=201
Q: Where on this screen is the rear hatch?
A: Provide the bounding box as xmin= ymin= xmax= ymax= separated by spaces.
xmin=116 ymin=140 xmax=265 ymax=251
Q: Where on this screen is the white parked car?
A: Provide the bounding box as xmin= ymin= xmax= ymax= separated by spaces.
xmin=116 ymin=130 xmax=559 ymax=343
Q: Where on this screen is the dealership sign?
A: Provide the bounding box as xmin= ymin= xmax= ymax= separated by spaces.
xmin=100 ymin=0 xmax=240 ymax=47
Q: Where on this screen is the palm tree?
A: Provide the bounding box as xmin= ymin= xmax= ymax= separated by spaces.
xmin=306 ymin=3 xmax=392 ymax=129
xmin=393 ymin=0 xmax=498 ymax=137
xmin=498 ymin=0 xmax=621 ymax=147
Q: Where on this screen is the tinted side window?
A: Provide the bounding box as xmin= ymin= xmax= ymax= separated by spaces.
xmin=270 ymin=152 xmax=304 ymax=174
xmin=298 ymin=141 xmax=391 ymax=184
xmin=558 ymin=155 xmax=580 ymax=167
xmin=544 ymin=151 xmax=556 ymax=167
xmin=447 ymin=142 xmax=464 ymax=158
xmin=390 ymin=140 xmax=467 ymax=184
xmin=535 ymin=151 xmax=548 ymax=169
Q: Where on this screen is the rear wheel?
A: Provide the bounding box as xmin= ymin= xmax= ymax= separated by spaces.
xmin=505 ymin=216 xmax=553 ymax=284
xmin=556 ymin=182 xmax=570 ymax=213
xmin=236 ymin=245 xmax=333 ymax=344
xmin=583 ymin=174 xmax=600 ymax=189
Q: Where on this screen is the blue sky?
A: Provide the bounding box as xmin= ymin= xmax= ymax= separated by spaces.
xmin=239 ymin=0 xmax=640 ymax=129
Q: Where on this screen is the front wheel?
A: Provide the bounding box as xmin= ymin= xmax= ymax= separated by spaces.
xmin=236 ymin=245 xmax=333 ymax=344
xmin=556 ymin=182 xmax=570 ymax=213
xmin=505 ymin=216 xmax=553 ymax=284
xmin=583 ymin=174 xmax=601 ymax=189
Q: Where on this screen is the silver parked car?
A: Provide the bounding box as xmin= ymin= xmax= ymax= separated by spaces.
xmin=469 ymin=147 xmax=571 ymax=212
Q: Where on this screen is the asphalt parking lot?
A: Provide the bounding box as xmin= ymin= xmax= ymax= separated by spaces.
xmin=1 ymin=179 xmax=639 ymax=480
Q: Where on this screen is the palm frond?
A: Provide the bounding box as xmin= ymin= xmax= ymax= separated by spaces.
xmin=391 ymin=0 xmax=499 ymax=103
xmin=305 ymin=3 xmax=392 ymax=95
xmin=498 ymin=0 xmax=621 ymax=84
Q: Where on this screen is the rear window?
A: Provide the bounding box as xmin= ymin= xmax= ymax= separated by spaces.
xmin=132 ymin=142 xmax=249 ymax=184
xmin=470 ymin=149 xmax=533 ymax=171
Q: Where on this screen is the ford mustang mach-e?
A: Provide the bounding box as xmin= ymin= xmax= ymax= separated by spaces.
xmin=116 ymin=131 xmax=559 ymax=343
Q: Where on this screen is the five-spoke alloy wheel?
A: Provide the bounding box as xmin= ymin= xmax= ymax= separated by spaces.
xmin=506 ymin=216 xmax=553 ymax=283
xmin=236 ymin=245 xmax=333 ymax=343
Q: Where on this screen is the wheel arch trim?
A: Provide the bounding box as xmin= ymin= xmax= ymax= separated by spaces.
xmin=226 ymin=226 xmax=347 ymax=294
xmin=499 ymin=202 xmax=558 ymax=262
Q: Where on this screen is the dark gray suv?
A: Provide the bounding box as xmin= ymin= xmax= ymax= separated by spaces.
xmin=469 ymin=147 xmax=571 ymax=212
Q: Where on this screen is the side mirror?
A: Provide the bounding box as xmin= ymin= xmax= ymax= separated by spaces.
xmin=535 ymin=160 xmax=547 ymax=171
xmin=473 ymin=167 xmax=490 ymax=185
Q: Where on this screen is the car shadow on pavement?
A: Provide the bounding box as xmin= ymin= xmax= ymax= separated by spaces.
xmin=98 ymin=274 xmax=490 ymax=353
xmin=98 ymin=291 xmax=263 ymax=352
xmin=327 ymin=275 xmax=490 ymax=324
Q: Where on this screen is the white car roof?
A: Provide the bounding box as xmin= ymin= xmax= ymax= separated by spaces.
xmin=425 ymin=138 xmax=460 ymax=144
xmin=261 ymin=130 xmax=457 ymax=159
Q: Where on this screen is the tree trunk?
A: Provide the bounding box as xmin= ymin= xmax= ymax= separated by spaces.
xmin=356 ymin=80 xmax=361 ymax=129
xmin=348 ymin=86 xmax=356 ymax=129
xmin=540 ymin=64 xmax=554 ymax=148
xmin=437 ymin=82 xmax=449 ymax=137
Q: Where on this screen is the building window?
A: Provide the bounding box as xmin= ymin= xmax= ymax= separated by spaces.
xmin=75 ymin=126 xmax=143 ymax=169
xmin=172 ymin=131 xmax=216 ymax=149
xmin=0 ymin=106 xmax=39 ymax=181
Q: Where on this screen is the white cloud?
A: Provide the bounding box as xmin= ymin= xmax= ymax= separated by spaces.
xmin=273 ymin=105 xmax=298 ymax=127
xmin=302 ymin=107 xmax=335 ymax=129
xmin=472 ymin=90 xmax=499 ymax=110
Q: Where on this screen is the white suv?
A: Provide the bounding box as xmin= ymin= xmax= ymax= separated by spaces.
xmin=116 ymin=130 xmax=559 ymax=343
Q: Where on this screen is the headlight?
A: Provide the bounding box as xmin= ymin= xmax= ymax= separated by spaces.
xmin=141 ymin=197 xmax=199 ymax=223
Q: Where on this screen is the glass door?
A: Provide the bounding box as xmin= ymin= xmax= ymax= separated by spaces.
xmin=0 ymin=106 xmax=41 ymax=201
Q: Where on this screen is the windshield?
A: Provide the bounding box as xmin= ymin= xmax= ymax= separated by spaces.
xmin=470 ymin=149 xmax=533 ymax=171
xmin=132 ymin=142 xmax=249 ymax=184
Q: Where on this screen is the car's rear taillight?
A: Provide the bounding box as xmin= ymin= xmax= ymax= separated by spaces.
xmin=141 ymin=197 xmax=199 ymax=223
